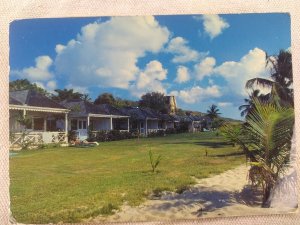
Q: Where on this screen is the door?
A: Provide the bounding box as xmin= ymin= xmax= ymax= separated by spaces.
xmin=78 ymin=120 xmax=88 ymax=139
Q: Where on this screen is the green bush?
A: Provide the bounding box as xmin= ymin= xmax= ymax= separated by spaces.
xmin=87 ymin=130 xmax=135 ymax=142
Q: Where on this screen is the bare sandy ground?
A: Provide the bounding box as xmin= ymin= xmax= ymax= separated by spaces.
xmin=88 ymin=164 xmax=297 ymax=223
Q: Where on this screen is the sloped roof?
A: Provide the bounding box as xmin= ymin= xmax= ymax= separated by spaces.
xmin=120 ymin=107 xmax=162 ymax=120
xmin=61 ymin=100 xmax=127 ymax=117
xmin=9 ymin=90 xmax=67 ymax=109
xmin=60 ymin=99 xmax=98 ymax=116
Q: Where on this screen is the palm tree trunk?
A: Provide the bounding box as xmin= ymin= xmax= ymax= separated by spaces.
xmin=262 ymin=183 xmax=273 ymax=207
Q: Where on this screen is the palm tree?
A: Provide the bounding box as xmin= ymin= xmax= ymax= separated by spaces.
xmin=246 ymin=50 xmax=293 ymax=106
xmin=239 ymin=89 xmax=261 ymax=117
xmin=206 ymin=104 xmax=221 ymax=120
xmin=221 ymin=97 xmax=294 ymax=207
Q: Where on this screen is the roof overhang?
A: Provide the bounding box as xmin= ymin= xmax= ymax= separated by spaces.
xmin=9 ymin=104 xmax=69 ymax=114
xmin=88 ymin=113 xmax=129 ymax=118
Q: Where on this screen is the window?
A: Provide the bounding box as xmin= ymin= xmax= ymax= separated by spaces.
xmin=47 ymin=119 xmax=57 ymax=131
xmin=78 ymin=120 xmax=87 ymax=129
xmin=140 ymin=122 xmax=144 ymax=128
xmin=33 ymin=118 xmax=44 ymax=130
xmin=71 ymin=119 xmax=77 ymax=130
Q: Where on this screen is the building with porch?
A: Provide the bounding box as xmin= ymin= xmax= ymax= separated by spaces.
xmin=9 ymin=90 xmax=69 ymax=149
xmin=120 ymin=107 xmax=176 ymax=136
xmin=61 ymin=100 xmax=130 ymax=140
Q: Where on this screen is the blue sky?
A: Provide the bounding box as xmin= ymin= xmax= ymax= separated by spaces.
xmin=9 ymin=13 xmax=291 ymax=119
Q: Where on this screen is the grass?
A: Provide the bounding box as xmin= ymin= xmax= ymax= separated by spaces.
xmin=10 ymin=132 xmax=245 ymax=223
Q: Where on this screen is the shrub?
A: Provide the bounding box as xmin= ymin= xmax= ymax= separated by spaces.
xmin=87 ymin=130 xmax=135 ymax=142
xmin=68 ymin=130 xmax=78 ymax=142
xmin=165 ymin=128 xmax=176 ymax=134
xmin=175 ymin=121 xmax=189 ymax=133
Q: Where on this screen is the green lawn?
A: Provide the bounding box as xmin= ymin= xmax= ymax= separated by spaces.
xmin=10 ymin=132 xmax=245 ymax=223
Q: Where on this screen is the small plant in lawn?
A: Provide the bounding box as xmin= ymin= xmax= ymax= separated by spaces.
xmin=149 ymin=150 xmax=162 ymax=173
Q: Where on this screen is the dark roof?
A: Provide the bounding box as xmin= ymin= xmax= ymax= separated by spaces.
xmin=9 ymin=96 xmax=22 ymax=105
xmin=61 ymin=100 xmax=127 ymax=117
xmin=188 ymin=115 xmax=204 ymax=121
xmin=60 ymin=99 xmax=98 ymax=116
xmin=96 ymin=104 xmax=128 ymax=116
xmin=120 ymin=107 xmax=161 ymax=120
xmin=9 ymin=90 xmax=67 ymax=109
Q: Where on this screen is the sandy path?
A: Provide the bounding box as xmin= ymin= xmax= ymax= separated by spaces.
xmin=88 ymin=164 xmax=296 ymax=223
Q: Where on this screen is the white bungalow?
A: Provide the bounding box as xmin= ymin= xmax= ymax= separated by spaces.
xmin=61 ymin=100 xmax=130 ymax=140
xmin=9 ymin=90 xmax=69 ymax=149
xmin=120 ymin=107 xmax=170 ymax=136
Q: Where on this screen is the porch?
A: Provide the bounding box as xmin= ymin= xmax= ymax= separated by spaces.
xmin=9 ymin=106 xmax=69 ymax=149
xmin=70 ymin=114 xmax=130 ymax=140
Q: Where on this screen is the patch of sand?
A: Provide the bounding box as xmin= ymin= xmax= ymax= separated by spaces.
xmin=88 ymin=164 xmax=297 ymax=223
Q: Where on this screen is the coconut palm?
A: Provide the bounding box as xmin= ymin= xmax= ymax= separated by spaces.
xmin=206 ymin=104 xmax=221 ymax=120
xmin=246 ymin=50 xmax=293 ymax=106
xmin=222 ymin=97 xmax=294 ymax=207
xmin=239 ymin=89 xmax=261 ymax=117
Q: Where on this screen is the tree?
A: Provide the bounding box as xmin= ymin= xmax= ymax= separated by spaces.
xmin=52 ymin=89 xmax=85 ymax=102
xmin=246 ymin=50 xmax=293 ymax=106
xmin=9 ymin=79 xmax=49 ymax=96
xmin=94 ymin=93 xmax=116 ymax=105
xmin=139 ymin=92 xmax=168 ymax=113
xmin=114 ymin=97 xmax=138 ymax=108
xmin=239 ymin=89 xmax=266 ymax=117
xmin=206 ymin=104 xmax=221 ymax=120
xmin=221 ymin=97 xmax=294 ymax=207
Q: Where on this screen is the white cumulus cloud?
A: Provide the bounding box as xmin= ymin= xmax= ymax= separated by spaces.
xmin=54 ymin=16 xmax=170 ymax=89
xmin=12 ymin=55 xmax=54 ymax=82
xmin=166 ymin=37 xmax=205 ymax=63
xmin=194 ymin=57 xmax=216 ymax=80
xmin=130 ymin=60 xmax=167 ymax=97
xmin=175 ymin=66 xmax=190 ymax=83
xmin=170 ymin=85 xmax=222 ymax=104
xmin=202 ymin=15 xmax=229 ymax=39
xmin=214 ymin=47 xmax=270 ymax=96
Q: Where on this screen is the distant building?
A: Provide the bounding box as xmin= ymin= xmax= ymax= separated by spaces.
xmin=164 ymin=95 xmax=177 ymax=114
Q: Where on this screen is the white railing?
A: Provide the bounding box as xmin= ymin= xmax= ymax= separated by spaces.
xmin=10 ymin=131 xmax=67 ymax=149
xmin=147 ymin=128 xmax=166 ymax=133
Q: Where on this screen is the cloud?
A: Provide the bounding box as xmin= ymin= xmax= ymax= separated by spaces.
xmin=170 ymin=85 xmax=222 ymax=104
xmin=11 ymin=55 xmax=54 ymax=82
xmin=194 ymin=57 xmax=216 ymax=80
xmin=175 ymin=66 xmax=190 ymax=83
xmin=65 ymin=84 xmax=89 ymax=94
xmin=55 ymin=16 xmax=170 ymax=89
xmin=130 ymin=60 xmax=167 ymax=97
xmin=217 ymin=102 xmax=233 ymax=107
xmin=201 ymin=15 xmax=229 ymax=39
xmin=214 ymin=47 xmax=270 ymax=96
xmin=166 ymin=37 xmax=206 ymax=63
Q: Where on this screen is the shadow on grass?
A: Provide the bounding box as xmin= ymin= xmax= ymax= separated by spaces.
xmin=194 ymin=141 xmax=233 ymax=148
xmin=165 ymin=141 xmax=232 ymax=149
xmin=210 ymin=152 xmax=245 ymax=157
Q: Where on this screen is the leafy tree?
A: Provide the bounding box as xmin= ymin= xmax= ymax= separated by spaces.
xmin=9 ymin=79 xmax=49 ymax=96
xmin=94 ymin=93 xmax=116 ymax=105
xmin=114 ymin=97 xmax=138 ymax=108
xmin=206 ymin=104 xmax=221 ymax=120
xmin=246 ymin=50 xmax=293 ymax=106
xmin=139 ymin=92 xmax=168 ymax=113
xmin=52 ymin=89 xmax=85 ymax=101
xmin=176 ymin=108 xmax=186 ymax=116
